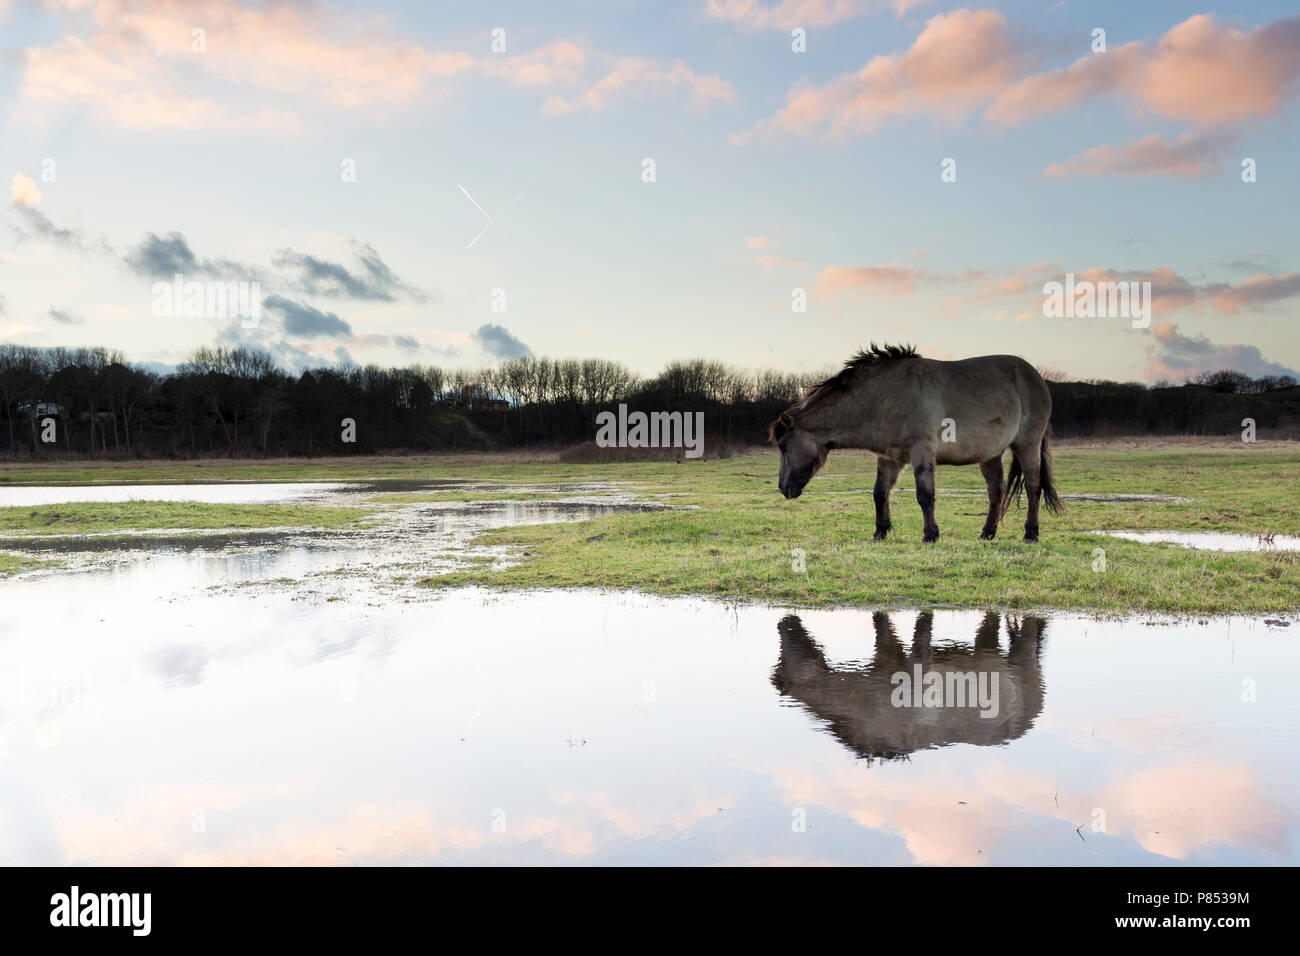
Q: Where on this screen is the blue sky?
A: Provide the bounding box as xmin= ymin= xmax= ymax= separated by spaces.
xmin=2 ymin=0 xmax=1298 ymax=382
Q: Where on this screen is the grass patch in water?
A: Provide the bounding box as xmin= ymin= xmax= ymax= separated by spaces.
xmin=0 ymin=501 xmax=369 ymax=535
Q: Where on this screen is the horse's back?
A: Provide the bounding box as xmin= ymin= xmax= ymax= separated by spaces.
xmin=907 ymin=355 xmax=1049 ymax=461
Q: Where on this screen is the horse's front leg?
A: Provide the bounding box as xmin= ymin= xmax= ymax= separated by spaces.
xmin=872 ymin=457 xmax=902 ymax=540
xmin=978 ymin=457 xmax=1005 ymax=540
xmin=910 ymin=445 xmax=940 ymax=543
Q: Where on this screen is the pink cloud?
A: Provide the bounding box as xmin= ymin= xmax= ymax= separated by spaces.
xmin=739 ymin=12 xmax=1300 ymax=144
xmin=1145 ymin=322 xmax=1299 ymax=383
xmin=990 ymin=13 xmax=1300 ymax=127
xmin=1043 ymin=131 xmax=1235 ymax=179
xmin=542 ymin=57 xmax=735 ymax=115
xmin=813 ymin=264 xmax=926 ymax=296
xmin=705 ymin=0 xmax=926 ymax=30
xmin=733 ymin=8 xmax=1022 ymax=141
xmin=17 ymin=1 xmax=732 ymax=130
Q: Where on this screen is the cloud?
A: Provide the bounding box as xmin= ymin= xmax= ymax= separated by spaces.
xmin=48 ymin=307 xmax=85 ymax=325
xmin=1043 ymin=131 xmax=1235 ymax=179
xmin=543 ymin=57 xmax=735 ymax=115
xmin=743 ymin=237 xmax=809 ymax=269
xmin=705 ymin=0 xmax=872 ymax=31
xmin=11 ymin=173 xmax=42 ymax=206
xmin=988 ymin=13 xmax=1300 ymax=127
xmin=394 ymin=335 xmax=420 ymax=351
xmin=123 ymin=233 xmax=422 ymax=306
xmin=739 ymin=11 xmax=1300 ymax=144
xmin=1145 ymin=322 xmax=1300 ymax=383
xmin=811 ymin=259 xmax=1300 ymax=323
xmin=472 ymin=323 xmax=532 ymax=360
xmin=8 ymin=203 xmax=103 ymax=252
xmin=705 ymin=1 xmax=925 ymax=30
xmin=16 ymin=2 xmax=732 ymax=129
xmin=481 ymin=41 xmax=586 ymax=89
xmin=263 ymin=295 xmax=352 ymax=338
xmin=15 ymin=0 xmax=464 ymax=130
xmin=122 ymin=231 xmax=262 ymax=281
xmin=1071 ymin=267 xmax=1300 ymax=316
xmin=1207 ymin=272 xmax=1300 ymax=315
xmin=271 ymin=242 xmax=423 ymax=302
xmin=0 ymin=293 xmax=8 ymax=314
xmin=124 ymin=232 xmax=202 ymax=277
xmin=814 ymin=264 xmax=929 ymax=296
xmin=733 ymin=9 xmax=1025 ymax=141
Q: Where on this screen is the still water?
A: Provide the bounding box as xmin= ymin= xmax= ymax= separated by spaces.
xmin=1 ymin=485 xmax=1296 ymax=865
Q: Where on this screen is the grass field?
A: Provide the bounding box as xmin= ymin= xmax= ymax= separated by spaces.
xmin=2 ymin=443 xmax=1298 ymax=614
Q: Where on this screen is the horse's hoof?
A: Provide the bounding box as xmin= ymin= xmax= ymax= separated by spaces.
xmin=1023 ymin=533 xmax=1039 ymax=543
xmin=923 ymin=531 xmax=940 ymax=544
xmin=979 ymin=529 xmax=996 ymax=541
xmin=872 ymin=530 xmax=888 ymax=541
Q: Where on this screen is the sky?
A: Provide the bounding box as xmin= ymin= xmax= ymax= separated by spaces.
xmin=1 ymin=0 xmax=1298 ymax=383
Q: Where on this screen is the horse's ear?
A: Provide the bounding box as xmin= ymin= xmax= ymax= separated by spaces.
xmin=768 ymin=413 xmax=794 ymax=444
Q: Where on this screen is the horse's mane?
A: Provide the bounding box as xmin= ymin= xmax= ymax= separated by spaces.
xmin=768 ymin=344 xmax=918 ymax=443
xmin=800 ymin=343 xmax=918 ymax=411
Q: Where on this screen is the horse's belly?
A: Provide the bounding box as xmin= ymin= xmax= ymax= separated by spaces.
xmin=934 ymin=419 xmax=1017 ymax=465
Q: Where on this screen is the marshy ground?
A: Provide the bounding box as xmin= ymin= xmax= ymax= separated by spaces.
xmin=3 ymin=440 xmax=1296 ymax=615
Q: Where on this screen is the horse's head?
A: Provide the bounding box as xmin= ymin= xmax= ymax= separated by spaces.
xmin=769 ymin=412 xmax=827 ymax=499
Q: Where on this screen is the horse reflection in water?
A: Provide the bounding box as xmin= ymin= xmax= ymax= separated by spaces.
xmin=772 ymin=611 xmax=1046 ymax=762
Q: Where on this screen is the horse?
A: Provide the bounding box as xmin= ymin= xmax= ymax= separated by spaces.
xmin=768 ymin=345 xmax=1062 ymax=542
xmin=771 ymin=611 xmax=1047 ymax=762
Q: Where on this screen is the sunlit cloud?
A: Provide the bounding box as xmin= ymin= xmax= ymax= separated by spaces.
xmin=10 ymin=173 xmax=43 ymax=207
xmin=1043 ymin=131 xmax=1236 ymax=179
xmin=737 ymin=11 xmax=1300 ymax=144
xmin=542 ymin=57 xmax=735 ymax=115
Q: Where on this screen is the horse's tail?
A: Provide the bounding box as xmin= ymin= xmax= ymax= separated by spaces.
xmin=1000 ymin=427 xmax=1064 ymax=520
xmin=1039 ymin=428 xmax=1064 ymax=515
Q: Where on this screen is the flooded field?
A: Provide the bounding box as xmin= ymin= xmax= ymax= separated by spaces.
xmin=1094 ymin=530 xmax=1300 ymax=552
xmin=2 ymin=482 xmax=1298 ymax=865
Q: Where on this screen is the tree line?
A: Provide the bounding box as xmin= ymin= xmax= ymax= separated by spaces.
xmin=1 ymin=344 xmax=1296 ymax=459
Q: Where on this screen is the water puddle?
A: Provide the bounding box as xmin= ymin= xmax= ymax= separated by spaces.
xmin=0 ymin=478 xmax=637 ymax=508
xmin=0 ymin=582 xmax=1295 ymax=865
xmin=0 ymin=482 xmax=353 ymax=506
xmin=1094 ymin=530 xmax=1300 ymax=552
xmin=1 ymin=498 xmax=664 ymax=584
xmin=3 ymin=481 xmax=1297 ymax=864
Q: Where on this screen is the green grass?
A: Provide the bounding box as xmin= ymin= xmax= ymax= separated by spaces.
xmin=0 ymin=552 xmax=52 ymax=576
xmin=0 ymin=502 xmax=369 ymax=535
xmin=410 ymin=446 xmax=1300 ymax=615
xmin=2 ymin=445 xmax=1297 ymax=614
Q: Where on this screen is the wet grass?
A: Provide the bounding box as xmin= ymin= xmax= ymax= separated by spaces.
xmin=410 ymin=446 xmax=1300 ymax=615
xmin=0 ymin=552 xmax=52 ymax=576
xmin=2 ymin=445 xmax=1298 ymax=613
xmin=0 ymin=501 xmax=369 ymax=535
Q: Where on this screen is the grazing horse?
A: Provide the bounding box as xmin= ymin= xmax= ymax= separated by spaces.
xmin=768 ymin=345 xmax=1062 ymax=542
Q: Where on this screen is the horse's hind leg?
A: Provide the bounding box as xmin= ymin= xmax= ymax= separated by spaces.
xmin=910 ymin=445 xmax=940 ymax=543
xmin=872 ymin=457 xmax=902 ymax=540
xmin=978 ymin=457 xmax=1004 ymax=540
xmin=1013 ymin=440 xmax=1043 ymax=542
